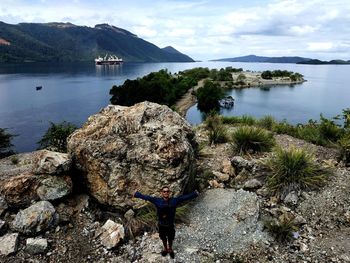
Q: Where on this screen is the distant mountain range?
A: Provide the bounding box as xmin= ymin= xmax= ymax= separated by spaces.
xmin=0 ymin=22 xmax=194 ymax=63
xmin=212 ymin=55 xmax=350 ymax=64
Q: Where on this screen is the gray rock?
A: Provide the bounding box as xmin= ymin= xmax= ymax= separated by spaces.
xmin=33 ymin=150 xmax=71 ymax=175
xmin=0 ymin=197 xmax=8 ymax=216
xmin=283 ymin=191 xmax=299 ymax=206
xmin=0 ymin=233 xmax=19 ymax=256
xmin=67 ymin=102 xmax=196 ymax=209
xmin=243 ymin=179 xmax=263 ymax=190
xmin=124 ymin=209 xmax=135 ymax=220
xmin=12 ymin=201 xmax=58 ymax=234
xmin=96 ymin=219 xmax=125 ymax=249
xmin=25 ymin=237 xmax=48 ymax=254
xmin=36 ymin=176 xmax=72 ymax=201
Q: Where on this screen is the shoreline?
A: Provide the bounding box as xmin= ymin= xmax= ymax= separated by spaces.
xmin=175 ymin=71 xmax=306 ymax=117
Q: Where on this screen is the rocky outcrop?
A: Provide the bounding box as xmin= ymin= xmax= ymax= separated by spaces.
xmin=0 ymin=151 xmax=73 ymax=207
xmin=11 ymin=201 xmax=59 ymax=235
xmin=67 ymin=102 xmax=196 ymax=209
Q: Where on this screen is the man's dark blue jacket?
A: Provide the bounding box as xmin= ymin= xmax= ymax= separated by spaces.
xmin=134 ymin=191 xmax=198 ymax=226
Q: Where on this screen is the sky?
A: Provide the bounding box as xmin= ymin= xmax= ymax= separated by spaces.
xmin=1 ymin=0 xmax=349 ymax=61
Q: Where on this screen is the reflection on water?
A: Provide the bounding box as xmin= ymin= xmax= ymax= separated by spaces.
xmin=95 ymin=64 xmax=123 ymax=77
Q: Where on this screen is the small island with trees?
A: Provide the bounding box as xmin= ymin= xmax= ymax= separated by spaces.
xmin=110 ymin=67 xmax=305 ymax=115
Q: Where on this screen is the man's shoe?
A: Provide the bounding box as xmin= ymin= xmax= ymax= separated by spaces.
xmin=161 ymin=250 xmax=168 ymax=257
xmin=169 ymin=250 xmax=175 ymax=259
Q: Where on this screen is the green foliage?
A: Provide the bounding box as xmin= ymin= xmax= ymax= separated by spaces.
xmin=110 ymin=68 xmax=207 ymax=107
xmin=0 ymin=22 xmax=194 ymax=63
xmin=232 ymin=126 xmax=275 ymax=154
xmin=221 ymin=115 xmax=257 ymax=126
xmin=196 ymin=80 xmax=224 ymax=112
xmin=209 ymin=68 xmax=234 ymax=81
xmin=11 ymin=156 xmax=19 ymax=165
xmin=339 ymin=133 xmax=350 ymax=165
xmin=38 ymin=121 xmax=77 ymax=153
xmin=264 ymin=216 xmax=298 ymax=243
xmin=127 ymin=203 xmax=191 ymax=238
xmin=261 ymin=70 xmax=304 ymax=80
xmin=271 ymin=120 xmax=297 ymax=136
xmin=0 ymin=128 xmax=15 ymax=158
xmin=257 ymin=115 xmax=276 ymax=130
xmin=266 ymin=147 xmax=331 ymax=197
xmin=205 ymin=114 xmax=229 ymax=144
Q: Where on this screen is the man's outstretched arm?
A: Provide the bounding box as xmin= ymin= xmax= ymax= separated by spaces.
xmin=133 ymin=191 xmax=158 ymax=204
xmin=174 ymin=190 xmax=199 ymax=205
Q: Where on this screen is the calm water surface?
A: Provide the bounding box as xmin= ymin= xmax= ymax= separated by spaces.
xmin=0 ymin=62 xmax=349 ymax=152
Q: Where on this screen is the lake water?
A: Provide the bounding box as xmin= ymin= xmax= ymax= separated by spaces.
xmin=0 ymin=62 xmax=349 ymax=153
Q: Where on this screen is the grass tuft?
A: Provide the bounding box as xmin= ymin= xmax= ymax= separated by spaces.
xmin=266 ymin=147 xmax=332 ymax=197
xmin=205 ymin=114 xmax=229 ymax=144
xmin=232 ymin=126 xmax=275 ymax=154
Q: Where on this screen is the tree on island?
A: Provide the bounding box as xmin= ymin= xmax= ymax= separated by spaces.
xmin=196 ymin=80 xmax=224 ymax=112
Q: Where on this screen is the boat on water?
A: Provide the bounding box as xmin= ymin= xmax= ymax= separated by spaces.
xmin=219 ymin=96 xmax=235 ymax=108
xmin=95 ymin=54 xmax=123 ymax=65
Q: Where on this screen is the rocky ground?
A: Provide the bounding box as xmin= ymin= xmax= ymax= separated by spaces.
xmin=0 ymin=103 xmax=349 ymax=263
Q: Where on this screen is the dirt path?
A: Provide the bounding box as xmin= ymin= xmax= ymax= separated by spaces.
xmin=175 ymin=79 xmax=206 ymax=117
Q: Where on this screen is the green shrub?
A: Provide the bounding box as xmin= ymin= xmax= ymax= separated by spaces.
xmin=205 ymin=114 xmax=229 ymax=144
xmin=272 ymin=120 xmax=297 ymax=135
xmin=221 ymin=116 xmax=243 ymax=125
xmin=319 ymin=114 xmax=343 ymax=141
xmin=264 ymin=216 xmax=297 ymax=243
xmin=257 ymin=115 xmax=276 ymax=130
xmin=339 ymin=133 xmax=350 ymax=165
xmin=296 ymin=124 xmax=325 ymax=145
xmin=240 ymin=115 xmax=257 ymax=126
xmin=38 ymin=121 xmax=77 ymax=153
xmin=0 ymin=128 xmax=15 ymax=158
xmin=11 ymin=156 xmax=19 ymax=165
xmin=232 ymin=126 xmax=275 ymax=154
xmin=266 ymin=147 xmax=331 ymax=197
xmin=196 ymin=80 xmax=224 ymax=112
xmin=126 ymin=204 xmax=191 ymax=238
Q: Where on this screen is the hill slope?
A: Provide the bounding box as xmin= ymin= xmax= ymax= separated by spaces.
xmin=0 ymin=22 xmax=194 ymax=62
xmin=212 ymin=55 xmax=312 ymax=64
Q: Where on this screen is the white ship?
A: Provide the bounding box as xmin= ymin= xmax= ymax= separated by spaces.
xmin=95 ymin=54 xmax=123 ymax=65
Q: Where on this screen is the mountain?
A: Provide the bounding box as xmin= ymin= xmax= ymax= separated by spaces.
xmin=0 ymin=22 xmax=194 ymax=63
xmin=212 ymin=55 xmax=312 ymax=64
xmin=297 ymin=59 xmax=350 ymax=65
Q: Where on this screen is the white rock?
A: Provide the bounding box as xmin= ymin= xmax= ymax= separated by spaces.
xmin=0 ymin=233 xmax=19 ymax=256
xmin=97 ymin=219 xmax=125 ymax=249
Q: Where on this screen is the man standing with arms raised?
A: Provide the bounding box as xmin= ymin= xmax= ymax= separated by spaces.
xmin=133 ymin=186 xmax=199 ymax=259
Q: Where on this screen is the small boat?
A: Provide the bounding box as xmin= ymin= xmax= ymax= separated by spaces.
xmin=95 ymin=54 xmax=123 ymax=65
xmin=219 ymin=96 xmax=234 ymax=108
xmin=36 ymin=86 xmax=42 ymax=90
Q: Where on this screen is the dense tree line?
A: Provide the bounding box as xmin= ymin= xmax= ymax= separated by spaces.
xmin=110 ymin=68 xmax=211 ymax=107
xmin=261 ymin=70 xmax=303 ymax=81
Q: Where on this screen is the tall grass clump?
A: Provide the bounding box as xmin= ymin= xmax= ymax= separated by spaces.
xmin=257 ymin=115 xmax=276 ymax=130
xmin=264 ymin=215 xmax=298 ymax=243
xmin=266 ymin=147 xmax=331 ymax=198
xmin=125 ymin=204 xmax=190 ymax=239
xmin=272 ymin=120 xmax=297 ymax=136
xmin=232 ymin=126 xmax=275 ymax=154
xmin=205 ymin=114 xmax=229 ymax=144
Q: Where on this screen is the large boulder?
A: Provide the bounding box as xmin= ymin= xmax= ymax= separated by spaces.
xmin=32 ymin=150 xmax=71 ymax=175
xmin=67 ymin=102 xmax=196 ymax=208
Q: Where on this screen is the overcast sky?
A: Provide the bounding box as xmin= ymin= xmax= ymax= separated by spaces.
xmin=1 ymin=0 xmax=349 ymax=60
